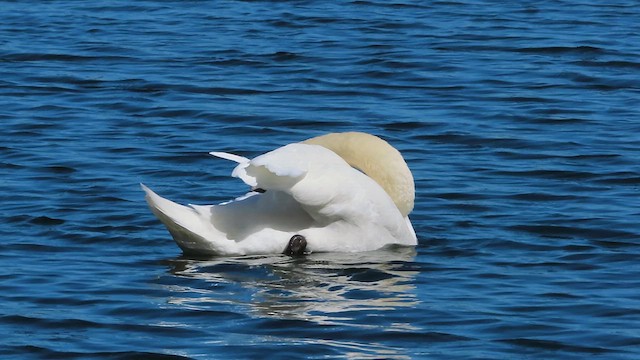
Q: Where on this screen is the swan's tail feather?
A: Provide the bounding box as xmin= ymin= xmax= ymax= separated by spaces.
xmin=141 ymin=184 xmax=237 ymax=255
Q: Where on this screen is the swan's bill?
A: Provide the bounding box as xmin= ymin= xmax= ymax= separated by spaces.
xmin=283 ymin=234 xmax=307 ymax=256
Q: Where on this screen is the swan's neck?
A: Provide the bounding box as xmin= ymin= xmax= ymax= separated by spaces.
xmin=303 ymin=132 xmax=414 ymax=217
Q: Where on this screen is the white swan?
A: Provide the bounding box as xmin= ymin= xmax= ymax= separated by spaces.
xmin=142 ymin=132 xmax=417 ymax=256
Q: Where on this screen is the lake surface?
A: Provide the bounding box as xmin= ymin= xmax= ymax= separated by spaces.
xmin=1 ymin=1 xmax=639 ymax=359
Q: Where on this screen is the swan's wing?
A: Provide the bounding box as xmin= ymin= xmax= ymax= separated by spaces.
xmin=218 ymin=143 xmax=371 ymax=211
xmin=211 ymin=145 xmax=335 ymax=191
xmin=221 ymin=144 xmax=311 ymax=191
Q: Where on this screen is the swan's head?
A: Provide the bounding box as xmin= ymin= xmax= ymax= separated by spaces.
xmin=302 ymin=132 xmax=415 ymax=217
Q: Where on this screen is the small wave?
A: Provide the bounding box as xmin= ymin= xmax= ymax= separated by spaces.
xmin=515 ymin=45 xmax=607 ymax=55
xmin=497 ymin=338 xmax=613 ymax=355
xmin=28 ymin=216 xmax=66 ymax=226
xmin=1 ymin=52 xmax=131 ymax=62
xmin=510 ymin=224 xmax=638 ymax=241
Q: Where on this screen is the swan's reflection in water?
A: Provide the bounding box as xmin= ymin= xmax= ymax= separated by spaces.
xmin=164 ymin=246 xmax=419 ymax=328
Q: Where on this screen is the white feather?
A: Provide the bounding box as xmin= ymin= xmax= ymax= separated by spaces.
xmin=209 ymin=151 xmax=249 ymax=164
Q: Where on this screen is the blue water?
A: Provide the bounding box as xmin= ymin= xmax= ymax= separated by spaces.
xmin=2 ymin=1 xmax=639 ymax=358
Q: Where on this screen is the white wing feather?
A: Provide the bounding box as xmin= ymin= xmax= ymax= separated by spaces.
xmin=209 ymin=151 xmax=249 ymax=164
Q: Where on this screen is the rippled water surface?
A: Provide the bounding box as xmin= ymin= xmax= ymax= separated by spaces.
xmin=2 ymin=1 xmax=639 ymax=359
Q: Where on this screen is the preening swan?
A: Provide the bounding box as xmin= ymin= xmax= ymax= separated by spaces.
xmin=143 ymin=132 xmax=417 ymax=256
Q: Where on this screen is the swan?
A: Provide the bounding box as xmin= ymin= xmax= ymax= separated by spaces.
xmin=142 ymin=132 xmax=417 ymax=256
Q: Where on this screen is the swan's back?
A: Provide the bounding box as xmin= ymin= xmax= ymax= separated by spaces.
xmin=303 ymin=132 xmax=414 ymax=217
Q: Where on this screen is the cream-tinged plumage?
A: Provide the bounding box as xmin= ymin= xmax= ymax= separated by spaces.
xmin=142 ymin=132 xmax=417 ymax=256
